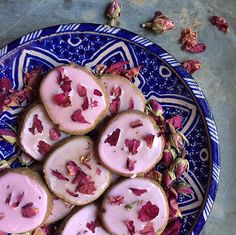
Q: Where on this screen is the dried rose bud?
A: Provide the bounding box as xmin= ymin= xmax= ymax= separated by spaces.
xmin=144 ymin=169 xmax=162 ymax=184
xmin=211 ymin=16 xmax=229 ymax=33
xmin=147 ymin=99 xmax=163 ymax=115
xmin=171 ymin=158 xmax=189 ymax=178
xmin=174 ymin=182 xmax=194 ymax=196
xmin=162 ymin=219 xmax=181 ymax=235
xmin=141 ymin=11 xmax=175 ymax=34
xmin=95 ymin=64 xmax=107 ymax=76
xmin=162 ymin=170 xmax=176 ymax=188
xmin=162 ymin=147 xmax=176 ymax=167
xmin=19 ymin=152 xmax=33 ymax=166
xmin=182 ymin=60 xmax=201 ymax=74
xmin=106 ymin=0 xmax=122 ymax=26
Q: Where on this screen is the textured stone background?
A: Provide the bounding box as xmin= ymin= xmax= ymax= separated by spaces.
xmin=0 ymin=0 xmax=235 ymax=234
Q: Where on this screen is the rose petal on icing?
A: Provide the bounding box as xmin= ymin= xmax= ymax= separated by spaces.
xmin=82 ymin=96 xmax=89 ymax=111
xmin=71 ymin=109 xmax=90 ymax=124
xmin=12 ymin=192 xmax=24 ymax=208
xmin=53 ymin=93 xmax=71 ymax=107
xmin=94 ymin=89 xmax=103 ymax=96
xmin=28 ymin=114 xmax=43 ymax=135
xmin=66 ymin=161 xmax=80 ymax=176
xmin=108 ymin=195 xmax=124 ymax=205
xmin=110 ymin=97 xmax=121 ymax=114
xmin=90 ymin=98 xmax=98 ymax=108
xmin=77 ymin=84 xmax=87 ymax=97
xmin=143 ymin=134 xmax=155 ymax=148
xmin=126 ymin=158 xmax=136 ymax=171
xmin=110 ymin=86 xmax=122 ymax=97
xmin=128 ymin=98 xmax=134 ymax=110
xmin=129 ymin=188 xmax=147 ymax=196
xmin=96 ymin=167 xmax=101 ymax=175
xmin=130 ymin=120 xmax=143 ymax=128
xmin=21 ymin=202 xmax=39 ymax=218
xmin=125 ymin=138 xmax=141 ymax=155
xmin=5 ymin=193 xmax=12 ymax=204
xmin=138 ymin=201 xmax=159 ymax=222
xmin=124 ymin=220 xmax=135 ymax=235
xmin=139 ymin=222 xmax=156 ymax=235
xmin=37 ymin=140 xmax=52 ymax=156
xmin=49 ymin=127 xmax=61 ymax=141
xmin=0 ymin=212 xmax=5 ymax=220
xmin=104 ymin=128 xmax=121 ymax=146
xmin=66 ymin=189 xmax=78 ymax=198
xmin=60 ymin=80 xmax=72 ymax=93
xmin=75 ymin=180 xmax=96 ymax=195
xmin=51 ymin=169 xmax=69 ymax=181
xmin=86 ymin=217 xmax=101 ymax=233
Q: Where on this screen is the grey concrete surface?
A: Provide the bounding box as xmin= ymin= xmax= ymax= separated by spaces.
xmin=0 ymin=0 xmax=235 ymax=234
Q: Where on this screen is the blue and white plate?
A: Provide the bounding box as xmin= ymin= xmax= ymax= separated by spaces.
xmin=0 ymin=23 xmax=220 ymax=235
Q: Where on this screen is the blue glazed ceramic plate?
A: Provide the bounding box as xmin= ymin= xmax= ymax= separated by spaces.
xmin=0 ymin=23 xmax=220 ymax=235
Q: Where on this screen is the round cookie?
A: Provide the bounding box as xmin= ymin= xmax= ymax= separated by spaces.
xmin=40 ymin=64 xmax=109 ymax=135
xmin=98 ymin=110 xmax=164 ymax=176
xmin=19 ymin=103 xmax=68 ymax=161
xmin=0 ymin=168 xmax=52 ymax=233
xmin=100 ymin=74 xmax=146 ymax=115
xmin=101 ymin=178 xmax=169 ymax=235
xmin=59 ymin=203 xmax=109 ymax=235
xmin=43 ymin=136 xmax=111 ymax=205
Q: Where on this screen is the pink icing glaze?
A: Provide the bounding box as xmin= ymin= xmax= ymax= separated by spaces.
xmin=44 ymin=137 xmax=111 ymax=205
xmin=45 ymin=198 xmax=73 ymax=224
xmin=98 ymin=111 xmax=164 ymax=175
xmin=40 ymin=65 xmax=108 ymax=133
xmin=0 ymin=171 xmax=48 ymax=233
xmin=20 ymin=104 xmax=68 ymax=161
xmin=101 ymin=75 xmax=145 ymax=115
xmin=61 ymin=203 xmax=109 ymax=235
xmin=102 ymin=178 xmax=169 ymax=234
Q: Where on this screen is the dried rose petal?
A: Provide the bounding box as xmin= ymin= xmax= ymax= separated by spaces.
xmin=96 ymin=167 xmax=101 ymax=175
xmin=182 ymin=60 xmax=201 ymax=74
xmin=129 ymin=188 xmax=147 ymax=196
xmin=37 ymin=140 xmax=51 ymax=156
xmin=76 ymin=180 xmax=96 ymax=195
xmin=5 ymin=193 xmax=12 ymax=204
xmin=66 ymin=189 xmax=78 ymax=197
xmin=211 ymin=16 xmax=229 ymax=33
xmin=71 ymin=109 xmax=90 ymax=124
xmin=123 ymin=66 xmax=142 ymax=81
xmin=77 ymin=84 xmax=87 ymax=97
xmin=66 ymin=161 xmax=79 ymax=176
xmin=105 ymin=61 xmax=129 ymax=75
xmin=126 ymin=158 xmax=136 ymax=171
xmin=138 ymin=201 xmax=159 ymax=222
xmin=0 ymin=78 xmax=12 ymax=92
xmin=166 ymin=115 xmax=182 ymax=129
xmin=94 ymin=89 xmax=103 ymax=96
xmin=28 ymin=114 xmax=43 ymax=135
xmin=12 ymin=192 xmax=24 ymax=208
xmin=104 ymin=128 xmax=121 ymax=146
xmin=0 ymin=212 xmax=5 ymax=220
xmin=110 ymin=97 xmax=121 ymax=114
xmin=108 ymin=195 xmax=124 ymax=205
xmin=130 ymin=120 xmax=143 ymax=128
xmin=139 ymin=222 xmax=156 ymax=235
xmin=72 ymin=168 xmax=87 ymax=185
xmin=90 ymin=98 xmax=98 ymax=108
xmin=51 ymin=169 xmax=69 ymax=181
xmin=125 ymin=138 xmax=141 ymax=155
xmin=188 ymin=43 xmax=206 ymax=53
xmin=129 ymin=98 xmax=134 ymax=110
xmin=124 ymin=220 xmax=135 ymax=235
xmin=21 ymin=202 xmax=39 ymax=218
xmin=53 ymin=93 xmax=71 ymax=107
xmin=110 ymin=86 xmax=122 ymax=97
xmin=49 ymin=127 xmax=61 ymax=141
xmin=86 ymin=217 xmax=101 ymax=233
xmin=142 ymin=11 xmax=175 ymax=34
xmin=82 ymin=96 xmax=89 ymax=111
xmin=162 ymin=219 xmax=181 ymax=235
xmin=166 ymin=188 xmax=181 ymax=221
xmin=174 ymin=182 xmax=194 ymax=196
xmin=143 ymin=134 xmax=155 ymax=148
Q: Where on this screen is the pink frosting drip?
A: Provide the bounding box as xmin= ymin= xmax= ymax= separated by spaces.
xmin=20 ymin=104 xmax=68 ymax=161
xmin=102 ymin=178 xmax=169 ymax=234
xmin=98 ymin=111 xmax=164 ymax=175
xmin=0 ymin=172 xmax=48 ymax=233
xmin=40 ymin=66 xmax=108 ymax=133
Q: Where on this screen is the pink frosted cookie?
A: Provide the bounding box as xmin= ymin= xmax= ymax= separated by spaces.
xmin=43 ymin=136 xmax=111 ymax=205
xmin=98 ymin=110 xmax=164 ymax=176
xmin=100 ymin=74 xmax=145 ymax=115
xmin=45 ymin=196 xmax=73 ymax=225
xmin=0 ymin=169 xmax=52 ymax=233
xmin=59 ymin=203 xmax=109 ymax=235
xmin=101 ymin=178 xmax=169 ymax=235
xmin=40 ymin=64 xmax=109 ymax=135
xmin=19 ymin=103 xmax=68 ymax=161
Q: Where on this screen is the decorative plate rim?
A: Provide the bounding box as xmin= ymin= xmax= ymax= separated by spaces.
xmin=0 ymin=23 xmax=220 ymax=235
